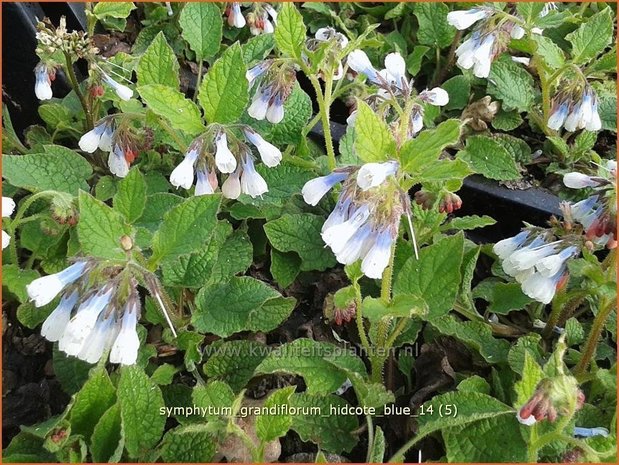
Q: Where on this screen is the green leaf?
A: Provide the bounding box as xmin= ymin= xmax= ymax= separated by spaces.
xmin=256 ymin=386 xmax=296 ymax=442
xmin=2 ymin=432 xmax=55 ymax=463
xmin=90 ymin=404 xmax=124 ymax=463
xmin=567 ymin=8 xmax=614 ymax=64
xmin=160 ymin=425 xmax=217 ymax=462
xmin=208 ymin=228 xmax=253 ymax=283
xmin=353 ymin=100 xmax=396 ymax=163
xmin=394 ymin=233 xmax=464 ymax=319
xmin=417 ymin=391 xmax=513 ymax=438
xmin=242 ymin=33 xmax=275 ymax=65
xmin=442 ymin=215 xmax=496 ymax=231
xmin=138 ymin=84 xmax=205 ymax=135
xmin=401 ymin=119 xmax=461 ymax=174
xmin=264 ymin=213 xmax=337 ymax=271
xmin=368 ymin=426 xmax=386 ymax=462
xmin=514 ymin=351 xmax=544 ymax=406
xmin=53 ymin=346 xmax=91 ymax=395
xmin=118 ymin=365 xmax=166 ymax=459
xmin=472 ymin=280 xmax=534 ymax=315
xmin=429 ymin=314 xmax=511 ymax=363
xmin=443 ymin=415 xmax=527 ymax=462
xmin=1 ymin=265 xmax=40 ymax=304
xmin=533 ymin=35 xmax=565 ymax=69
xmin=406 ymin=45 xmax=430 ymax=76
xmin=492 ymin=110 xmax=524 ymax=131
xmin=458 ymin=135 xmax=521 ymax=181
xmin=137 ymin=31 xmax=180 ymax=88
xmin=161 ymin=222 xmax=246 ymax=287
xmin=270 ymin=249 xmax=301 ymax=288
xmin=150 ymin=194 xmax=221 ymax=264
xmin=255 ymin=338 xmax=366 ymax=395
xmin=193 ymin=276 xmax=296 ymax=337
xmin=417 ymin=159 xmax=472 ymax=185
xmin=274 ymin=2 xmax=306 ymax=59
xmin=198 ymin=43 xmax=248 ymax=124
xmin=289 ymin=393 xmax=359 ymax=453
xmin=192 ymin=381 xmax=235 ymax=422
xmin=38 ymin=102 xmax=72 ymax=127
xmin=203 ymin=340 xmax=268 ymax=392
xmin=113 ymin=168 xmax=146 ymax=224
xmin=442 ymin=75 xmax=471 ymax=111
xmin=151 ymin=364 xmax=179 ymax=386
xmin=178 ymin=2 xmax=222 ymax=59
xmin=70 ymin=367 xmax=117 ymax=442
xmin=414 ymin=3 xmax=455 ymax=48
xmin=348 ymin=373 xmax=395 ymax=409
xmin=488 ymin=57 xmax=536 ymax=112
xmin=93 ymin=2 xmax=136 ymax=20
xmin=361 ymin=294 xmax=427 ymax=323
xmin=2 ymin=146 xmax=92 ymax=194
xmin=77 ymin=190 xmax=132 ymax=260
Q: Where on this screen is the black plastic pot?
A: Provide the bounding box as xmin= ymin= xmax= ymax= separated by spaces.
xmin=308 ymin=120 xmax=562 ymax=243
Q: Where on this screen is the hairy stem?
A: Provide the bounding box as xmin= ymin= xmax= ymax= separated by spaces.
xmin=64 ymin=52 xmax=93 ymax=131
xmin=574 ymin=295 xmax=615 ymax=377
xmin=309 ymin=74 xmax=337 ymax=170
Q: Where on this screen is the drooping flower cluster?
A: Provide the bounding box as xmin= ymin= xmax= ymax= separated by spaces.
xmin=2 ymin=196 xmax=16 ymax=250
xmin=563 ymin=160 xmax=617 ymax=248
xmin=306 ymin=27 xmax=349 ymax=81
xmin=226 ymin=2 xmax=277 ymax=35
xmin=246 ymin=60 xmax=297 ymax=124
xmin=302 ymin=161 xmax=412 ymax=279
xmin=26 ymin=259 xmax=142 ymax=365
xmin=169 ymin=126 xmax=281 ymax=199
xmin=516 ymin=350 xmax=585 ymax=426
xmin=494 ymin=229 xmax=578 ymax=304
xmin=78 ymin=117 xmax=140 ymax=178
xmin=346 ymin=50 xmax=449 ymax=138
xmin=34 ymin=17 xmax=133 ymax=101
xmin=448 ymin=4 xmax=558 ymax=78
xmin=547 ymin=84 xmax=602 ymax=132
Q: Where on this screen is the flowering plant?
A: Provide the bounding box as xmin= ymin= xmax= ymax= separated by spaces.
xmin=2 ymin=2 xmax=616 ymax=463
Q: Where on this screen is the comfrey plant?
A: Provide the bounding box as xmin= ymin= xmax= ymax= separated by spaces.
xmin=2 ymin=3 xmax=616 ymax=464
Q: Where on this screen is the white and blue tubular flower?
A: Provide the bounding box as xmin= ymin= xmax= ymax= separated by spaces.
xmin=302 ymin=161 xmax=409 ymax=279
xmin=240 ymin=154 xmax=269 ymax=198
xmin=79 ymin=120 xmax=115 ymax=153
xmin=101 ymin=71 xmax=133 ymax=101
xmin=27 ymin=260 xmax=89 ymax=307
xmin=226 ymin=2 xmax=246 ymax=28
xmin=248 ymin=78 xmax=292 ymax=124
xmin=562 ymin=161 xmax=617 ymax=248
xmin=170 ymin=129 xmax=281 ymax=198
xmin=243 ymin=128 xmax=282 ymax=167
xmin=2 ymin=196 xmax=16 ymax=250
xmin=170 ymin=148 xmax=200 ymax=190
xmin=348 ymin=50 xmax=419 ymax=95
xmin=31 ymin=261 xmax=143 ymax=365
xmin=455 ymin=31 xmax=496 ymax=78
xmin=108 ymin=143 xmax=130 ymax=178
xmin=34 ymin=62 xmax=54 ymax=100
xmin=447 ymin=7 xmax=494 ymax=30
xmin=110 ymin=298 xmax=141 ymax=365
xmin=494 ymin=233 xmax=578 ymax=304
xmin=548 ymin=86 xmax=602 ymax=132
xmin=246 ymin=3 xmax=277 ymax=35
